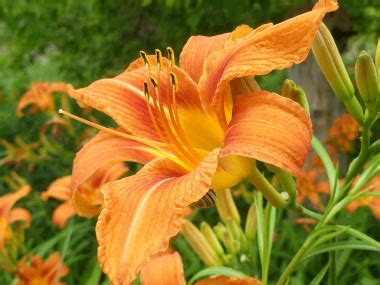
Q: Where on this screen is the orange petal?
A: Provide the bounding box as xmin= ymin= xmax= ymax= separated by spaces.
xmin=96 ymin=149 xmax=219 ymax=284
xmin=41 ymin=252 xmax=69 ymax=281
xmin=180 ymin=33 xmax=230 ymax=83
xmin=220 ymin=92 xmax=312 ymax=176
xmin=195 ymin=276 xmax=262 ymax=285
xmin=72 ymin=130 xmax=154 ymax=198
xmin=87 ymin=162 xmax=129 ymax=190
xmin=41 ymin=176 xmax=72 ymax=202
xmin=9 ymin=208 xmax=32 ymax=227
xmin=16 ymin=82 xmax=67 ymax=117
xmin=52 ymin=202 xmax=76 ymax=228
xmin=198 ymin=0 xmax=338 ymax=119
xmin=72 ymin=162 xmax=129 ymax=218
xmin=0 ymin=185 xmax=31 ymax=217
xmin=69 ymin=56 xmax=202 ymax=141
xmin=140 ymin=252 xmax=186 ymax=285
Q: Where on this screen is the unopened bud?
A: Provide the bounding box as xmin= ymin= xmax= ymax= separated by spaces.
xmin=215 ymin=188 xmax=241 ymax=224
xmin=182 ymin=220 xmax=222 ymax=267
xmin=312 ymin=23 xmax=364 ymax=123
xmin=281 ymin=79 xmax=310 ymax=114
xmin=214 ymin=223 xmax=240 ymax=255
xmin=244 ymin=204 xmax=257 ymax=241
xmin=312 ymin=22 xmax=354 ymax=101
xmin=355 ymin=51 xmax=378 ymax=111
xmin=226 ymin=218 xmax=249 ymax=252
xmin=200 ymin=222 xmax=225 ymax=258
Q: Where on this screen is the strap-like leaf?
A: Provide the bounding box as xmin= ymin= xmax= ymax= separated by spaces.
xmin=188 ymin=267 xmax=248 ymax=285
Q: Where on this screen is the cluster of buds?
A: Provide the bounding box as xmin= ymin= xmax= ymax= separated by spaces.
xmin=312 ymin=23 xmax=380 ymax=123
xmin=181 ymin=189 xmax=257 ymax=268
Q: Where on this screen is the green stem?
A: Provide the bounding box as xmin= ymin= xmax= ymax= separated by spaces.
xmin=340 ymin=114 xmax=373 ymax=197
xmin=343 ymin=96 xmax=364 ymax=124
xmin=369 ymin=140 xmax=380 ymax=154
xmin=327 ymin=239 xmax=337 ymax=285
xmin=267 ymin=164 xmax=299 ymax=210
xmin=277 ymin=237 xmax=316 ymax=285
xmin=248 ymin=166 xmax=288 ymax=209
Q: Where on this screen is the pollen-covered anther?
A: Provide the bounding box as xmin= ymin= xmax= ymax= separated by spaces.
xmin=140 ymin=50 xmax=151 ymax=72
xmin=155 ymin=49 xmax=163 ymax=70
xmin=170 ymin=72 xmax=179 ymax=92
xmin=166 ymin=47 xmax=175 ymax=67
xmin=150 ymin=77 xmax=159 ymax=89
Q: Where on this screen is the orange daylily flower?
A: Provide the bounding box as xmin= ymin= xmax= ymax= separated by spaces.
xmin=297 ymin=169 xmax=330 ymax=208
xmin=16 ymin=82 xmax=67 ymax=117
xmin=16 ymin=252 xmax=68 ymax=285
xmin=347 ymin=174 xmax=380 ymax=219
xmin=0 ymin=185 xmax=31 ymax=251
xmin=41 ymin=162 xmax=128 ymax=227
xmin=140 ymin=251 xmax=261 ymax=285
xmin=65 ymin=1 xmax=337 ymax=283
xmin=327 ymin=113 xmax=359 ymax=153
xmin=0 ymin=137 xmax=39 ymax=167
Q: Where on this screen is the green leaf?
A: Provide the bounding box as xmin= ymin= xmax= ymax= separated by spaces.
xmin=262 ymin=202 xmax=276 ymax=283
xmin=310 ymin=260 xmax=331 ymax=285
xmin=334 ymin=226 xmax=380 ymax=248
xmin=304 ymin=241 xmax=380 ymax=260
xmin=312 ymin=226 xmax=350 ymax=248
xmin=311 ymin=136 xmax=337 ymax=196
xmin=254 ymin=191 xmax=264 ymax=266
xmin=188 ymin=267 xmax=248 ymax=285
xmin=31 ymin=222 xmax=91 ymax=256
xmin=79 ymin=255 xmax=102 ymax=285
xmin=349 ymin=153 xmax=380 ymax=195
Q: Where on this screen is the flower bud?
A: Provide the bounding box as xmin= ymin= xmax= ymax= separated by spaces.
xmin=281 ymin=79 xmax=310 ymax=114
xmin=214 ymin=223 xmax=240 ymax=255
xmin=244 ymin=204 xmax=257 ymax=241
xmin=182 ymin=220 xmax=222 ymax=267
xmin=226 ymin=218 xmax=249 ymax=252
xmin=355 ymin=51 xmax=378 ymax=110
xmin=200 ymin=222 xmax=225 ymax=258
xmin=312 ymin=22 xmax=354 ymax=101
xmin=215 ymin=189 xmax=241 ymax=224
xmin=312 ymin=22 xmax=364 ymax=123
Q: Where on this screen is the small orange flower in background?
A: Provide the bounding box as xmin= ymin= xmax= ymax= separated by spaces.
xmin=347 ymin=175 xmax=380 ymax=219
xmin=327 ymin=113 xmax=360 ymax=153
xmin=140 ymin=251 xmax=261 ymax=285
xmin=0 ymin=185 xmax=31 ymax=251
xmin=0 ymin=137 xmax=39 ymax=168
xmin=16 ymin=82 xmax=67 ymax=117
xmin=16 ymin=252 xmax=68 ymax=285
xmin=62 ymin=0 xmax=337 ymax=283
xmin=41 ymin=162 xmax=128 ymax=227
xmin=297 ymin=169 xmax=330 ymax=209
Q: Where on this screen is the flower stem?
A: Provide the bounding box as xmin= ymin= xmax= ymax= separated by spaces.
xmin=340 ymin=112 xmax=375 ymax=198
xmin=248 ymin=166 xmax=288 ymax=209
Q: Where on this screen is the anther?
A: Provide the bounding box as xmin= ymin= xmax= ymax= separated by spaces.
xmin=166 ymin=47 xmax=175 ymax=67
xmin=170 ymin=72 xmax=179 ymax=92
xmin=150 ymin=77 xmax=159 ymax=89
xmin=140 ymin=51 xmax=151 ymax=71
xmin=143 ymin=81 xmax=149 ymax=96
xmin=155 ymin=49 xmax=163 ymax=70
